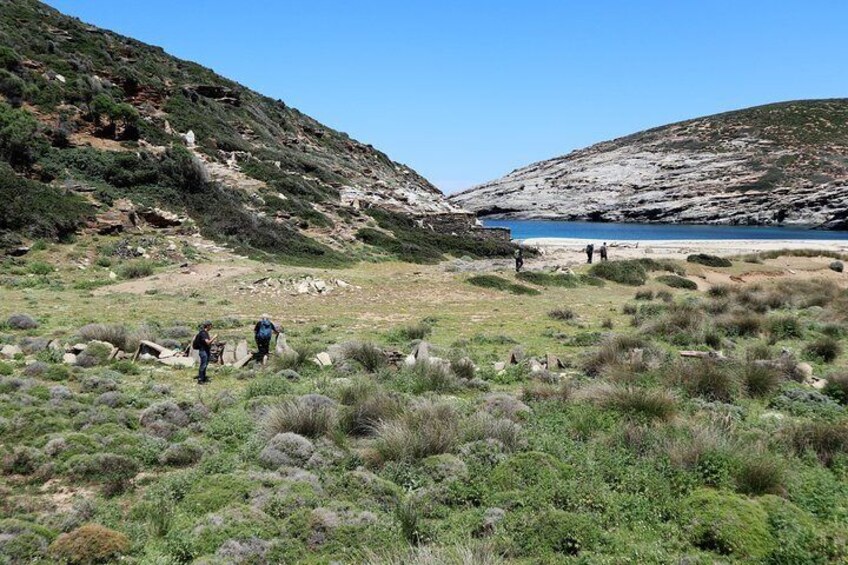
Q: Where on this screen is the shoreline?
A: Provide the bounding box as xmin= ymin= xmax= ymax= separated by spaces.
xmin=516 ymin=238 xmax=848 ymax=262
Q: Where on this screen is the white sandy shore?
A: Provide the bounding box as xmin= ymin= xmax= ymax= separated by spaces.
xmin=519 ymin=238 xmax=848 ymax=261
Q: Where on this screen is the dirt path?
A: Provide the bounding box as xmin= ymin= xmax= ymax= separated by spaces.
xmin=93 ymin=263 xmax=254 ymax=295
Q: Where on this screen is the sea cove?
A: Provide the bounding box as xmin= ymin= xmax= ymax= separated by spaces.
xmin=483 ymin=219 xmax=848 ymax=241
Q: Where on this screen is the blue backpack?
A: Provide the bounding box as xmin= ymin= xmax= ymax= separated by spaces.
xmin=257 ymin=320 xmax=274 ymax=340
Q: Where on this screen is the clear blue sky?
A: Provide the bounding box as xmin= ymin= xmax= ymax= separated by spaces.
xmin=45 ymin=0 xmax=848 ymax=193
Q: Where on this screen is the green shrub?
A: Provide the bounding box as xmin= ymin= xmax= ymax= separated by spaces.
xmin=388 ymin=321 xmax=432 ymax=342
xmin=634 ymin=289 xmax=654 ymax=300
xmin=0 ymin=164 xmax=91 ymax=239
xmin=804 ymin=336 xmax=842 ymax=363
xmin=767 ymin=314 xmax=804 ymax=341
xmin=511 ymin=509 xmax=601 ymax=557
xmin=466 ymin=275 xmax=540 ymax=295
xmin=407 ymin=359 xmax=461 ymax=394
xmin=655 ymin=274 xmax=697 ymax=290
xmin=516 ymin=271 xmax=600 ymax=288
xmin=687 ymin=254 xmax=732 ymax=267
xmin=823 ymin=371 xmax=848 ymax=405
xmin=589 ymin=260 xmax=648 ymax=286
xmin=759 ymin=495 xmax=828 ymax=564
xmin=0 ymin=519 xmax=56 ymax=563
xmin=682 ymin=488 xmax=774 ymax=559
xmin=489 ymin=451 xmax=564 ymax=492
xmin=118 ymin=259 xmax=155 ymax=279
xmin=65 ymin=452 xmax=139 ymax=494
xmin=49 ymin=524 xmax=129 ymax=564
xmin=244 ymin=375 xmax=290 ymax=399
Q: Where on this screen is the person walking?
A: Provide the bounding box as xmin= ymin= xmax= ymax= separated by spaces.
xmin=192 ymin=321 xmax=217 ymax=384
xmin=600 ymin=242 xmax=608 ymax=262
xmin=585 ymin=243 xmax=595 ymax=264
xmin=254 ymin=314 xmax=280 ymax=365
xmin=514 ymin=247 xmax=524 ymax=273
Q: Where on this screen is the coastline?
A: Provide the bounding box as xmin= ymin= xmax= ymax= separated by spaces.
xmin=518 ymin=238 xmax=848 ymax=261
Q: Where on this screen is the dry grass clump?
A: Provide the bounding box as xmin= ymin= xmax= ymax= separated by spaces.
xmin=262 ymin=396 xmax=338 ymax=439
xmin=463 ymin=411 xmax=525 ymax=451
xmin=341 ymin=341 xmax=386 ymax=372
xmin=738 ymin=361 xmax=783 ymax=398
xmin=787 ymin=419 xmax=848 ymax=467
xmin=338 ymin=380 xmax=405 ymax=436
xmin=822 ymin=371 xmax=848 ymax=404
xmin=389 ymin=320 xmax=433 ymax=342
xmin=803 ymin=336 xmax=842 ymax=363
xmin=597 ymin=385 xmax=678 ymax=422
xmin=640 ymin=301 xmax=706 ymax=339
xmin=522 ymin=381 xmax=572 ymax=402
xmin=364 ymin=542 xmax=503 ymax=565
xmin=450 ymin=356 xmax=477 ymax=380
xmin=666 ymin=359 xmax=741 ymax=402
xmin=372 ymin=400 xmax=461 ymax=462
xmin=548 ymin=307 xmax=576 ymax=321
xmin=272 ymin=343 xmax=316 ymax=372
xmin=583 ymin=334 xmax=652 ymax=376
xmin=408 ymin=360 xmax=461 ymax=394
xmin=716 ymin=309 xmax=764 ymax=337
xmin=663 ymin=422 xmax=735 ymax=476
xmin=734 ymin=451 xmax=786 ymax=495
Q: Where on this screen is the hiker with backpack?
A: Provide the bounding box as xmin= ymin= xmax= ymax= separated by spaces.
xmin=585 ymin=243 xmax=595 ymax=264
xmin=254 ymin=314 xmax=280 ymax=365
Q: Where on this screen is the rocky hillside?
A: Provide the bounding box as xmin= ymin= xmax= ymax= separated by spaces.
xmin=452 ymin=100 xmax=848 ymax=229
xmin=0 ymin=0 xmax=504 ymax=266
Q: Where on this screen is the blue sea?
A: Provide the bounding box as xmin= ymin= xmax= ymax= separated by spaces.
xmin=481 ymin=219 xmax=848 ymax=241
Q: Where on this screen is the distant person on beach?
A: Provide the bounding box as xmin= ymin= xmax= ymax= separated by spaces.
xmin=514 ymin=247 xmax=524 ymax=272
xmin=600 ymin=242 xmax=608 ymax=262
xmin=193 ymin=321 xmax=217 ymax=384
xmin=254 ymin=314 xmax=280 ymax=365
xmin=585 ymin=243 xmax=594 ymax=264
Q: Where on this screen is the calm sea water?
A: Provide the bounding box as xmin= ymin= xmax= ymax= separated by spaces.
xmin=481 ymin=219 xmax=848 ymax=241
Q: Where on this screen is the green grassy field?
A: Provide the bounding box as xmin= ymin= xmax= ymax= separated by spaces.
xmin=1 ymin=238 xmax=847 ymax=563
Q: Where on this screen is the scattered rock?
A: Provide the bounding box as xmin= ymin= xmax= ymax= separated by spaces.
xmin=1 ymin=344 xmax=22 ymax=359
xmin=62 ymin=353 xmax=77 ymax=365
xmin=158 ymin=356 xmax=195 ymax=368
xmin=314 ymin=351 xmax=333 ymax=367
xmin=830 ymin=261 xmax=844 ymax=273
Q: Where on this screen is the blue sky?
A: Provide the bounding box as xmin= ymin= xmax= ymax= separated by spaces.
xmin=45 ymin=1 xmax=848 ymax=193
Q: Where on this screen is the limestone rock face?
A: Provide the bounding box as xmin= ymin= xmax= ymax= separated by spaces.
xmin=452 ymin=100 xmax=848 ymax=229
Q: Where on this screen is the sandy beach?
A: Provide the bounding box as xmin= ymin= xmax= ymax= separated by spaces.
xmin=520 ymin=238 xmax=848 ymax=261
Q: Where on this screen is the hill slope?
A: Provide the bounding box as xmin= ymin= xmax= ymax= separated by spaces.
xmin=452 ymin=100 xmax=848 ymax=229
xmin=0 ymin=0 xmax=506 ymax=265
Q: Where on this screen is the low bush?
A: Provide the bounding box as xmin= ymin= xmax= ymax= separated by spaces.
xmin=634 ymin=289 xmax=654 ymax=300
xmin=464 ymin=412 xmax=525 ymax=451
xmin=823 ymin=371 xmax=848 ymax=405
xmin=244 ymin=375 xmax=290 ymax=399
xmin=589 ymin=260 xmax=648 ymax=286
xmin=804 ymin=336 xmax=842 ymax=363
xmin=512 ymin=509 xmax=601 ymax=557
xmin=687 ymin=253 xmax=732 ymax=267
xmin=407 ymin=360 xmax=461 ymax=394
xmin=547 ymin=307 xmax=575 ymax=321
xmin=65 ymin=453 xmax=139 ymax=494
xmin=681 ymin=488 xmax=774 ymax=560
xmin=0 ymin=518 xmax=56 ymax=563
xmin=522 ymin=381 xmax=572 ymax=402
xmin=388 ymin=321 xmax=432 ymax=342
xmin=767 ymin=314 xmax=804 ymax=341
xmin=262 ymin=396 xmax=338 ymax=438
xmin=49 ymin=524 xmax=130 ymax=564
xmin=466 ymin=275 xmax=540 ymax=295
xmin=6 ymin=313 xmax=38 ymax=330
xmin=583 ymin=334 xmax=651 ymax=376
xmin=118 ymin=259 xmax=155 ymax=279
xmin=75 ymin=341 xmax=114 ymax=368
xmin=655 ymin=274 xmax=698 ymax=290
xmin=76 ymin=323 xmax=135 ymax=351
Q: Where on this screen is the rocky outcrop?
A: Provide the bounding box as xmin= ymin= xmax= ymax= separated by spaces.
xmin=452 ymin=100 xmax=848 ymax=229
